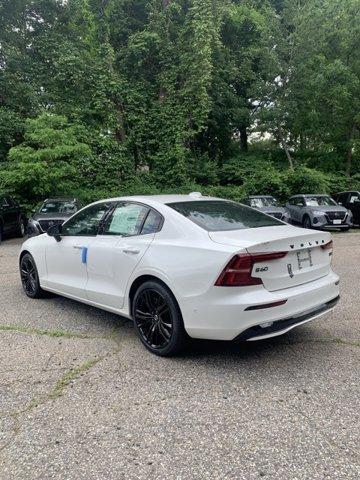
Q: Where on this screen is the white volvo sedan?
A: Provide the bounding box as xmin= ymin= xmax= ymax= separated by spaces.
xmin=19 ymin=193 xmax=340 ymax=356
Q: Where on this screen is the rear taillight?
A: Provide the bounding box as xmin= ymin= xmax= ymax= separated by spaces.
xmin=215 ymin=251 xmax=287 ymax=287
xmin=321 ymin=239 xmax=333 ymax=262
xmin=321 ymin=240 xmax=333 ymax=251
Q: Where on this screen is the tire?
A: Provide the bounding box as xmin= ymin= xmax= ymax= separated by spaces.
xmin=16 ymin=218 xmax=26 ymax=238
xmin=132 ymin=280 xmax=187 ymax=356
xmin=0 ymin=224 xmax=3 ymax=244
xmin=20 ymin=253 xmax=47 ymax=298
xmin=302 ymin=215 xmax=312 ymax=229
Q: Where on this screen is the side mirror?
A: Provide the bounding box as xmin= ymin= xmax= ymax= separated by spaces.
xmin=47 ymin=223 xmax=62 ymax=242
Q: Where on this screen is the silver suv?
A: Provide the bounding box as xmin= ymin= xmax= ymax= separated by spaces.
xmin=285 ymin=194 xmax=353 ymax=230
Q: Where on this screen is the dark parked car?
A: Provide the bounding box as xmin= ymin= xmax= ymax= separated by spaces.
xmin=285 ymin=194 xmax=352 ymax=230
xmin=242 ymin=195 xmax=288 ymax=220
xmin=332 ymin=191 xmax=360 ymax=226
xmin=27 ymin=198 xmax=82 ymax=237
xmin=0 ymin=195 xmax=27 ymax=243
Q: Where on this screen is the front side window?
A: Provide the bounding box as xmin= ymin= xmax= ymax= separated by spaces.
xmin=62 ymin=203 xmax=111 ymax=236
xmin=6 ymin=197 xmax=16 ymax=207
xmin=349 ymin=194 xmax=360 ymax=204
xmin=305 ymin=196 xmax=336 ymax=207
xmin=103 ymin=203 xmax=149 ymax=236
xmin=1 ymin=197 xmax=9 ymax=207
xmin=290 ymin=197 xmax=304 ymax=206
xmin=167 ymin=200 xmax=283 ymax=232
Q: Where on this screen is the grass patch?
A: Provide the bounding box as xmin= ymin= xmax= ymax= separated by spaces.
xmin=49 ymin=358 xmax=101 ymax=399
xmin=0 ymin=325 xmax=92 ymax=339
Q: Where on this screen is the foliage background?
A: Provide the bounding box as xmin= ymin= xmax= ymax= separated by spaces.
xmin=0 ymin=0 xmax=359 ymax=208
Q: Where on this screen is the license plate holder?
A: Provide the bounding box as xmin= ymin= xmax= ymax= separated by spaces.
xmin=296 ymin=248 xmax=313 ymax=270
xmin=333 ymin=219 xmax=342 ymax=225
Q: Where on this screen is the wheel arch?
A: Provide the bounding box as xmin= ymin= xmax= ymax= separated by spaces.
xmin=128 ymin=274 xmax=182 ymax=320
xmin=19 ymin=249 xmax=31 ymax=265
xmin=302 ymin=213 xmax=311 ymax=224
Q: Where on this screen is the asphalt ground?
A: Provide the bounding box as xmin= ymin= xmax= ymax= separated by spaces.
xmin=0 ymin=234 xmax=359 ymax=479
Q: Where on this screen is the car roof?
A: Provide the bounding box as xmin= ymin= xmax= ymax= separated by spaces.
xmin=290 ymin=194 xmax=329 ymax=198
xmin=246 ymin=195 xmax=275 ymax=198
xmin=334 ymin=191 xmax=359 ymax=194
xmin=44 ymin=198 xmax=78 ymax=202
xmin=93 ymin=194 xmax=223 ymax=205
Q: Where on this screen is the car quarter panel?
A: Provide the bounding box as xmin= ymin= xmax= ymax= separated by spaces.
xmin=122 ymin=210 xmax=239 ymax=315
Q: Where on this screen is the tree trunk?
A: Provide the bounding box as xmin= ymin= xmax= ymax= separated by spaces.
xmin=115 ymin=102 xmax=126 ymax=143
xmin=278 ymin=126 xmax=294 ymax=170
xmin=345 ymin=126 xmax=355 ymax=177
xmin=239 ymin=125 xmax=248 ymax=152
xmin=346 ymin=145 xmax=353 ymax=177
xmin=299 ymin=132 xmax=306 ymax=151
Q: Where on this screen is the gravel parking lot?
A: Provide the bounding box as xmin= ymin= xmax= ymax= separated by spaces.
xmin=0 ymin=234 xmax=359 ymax=479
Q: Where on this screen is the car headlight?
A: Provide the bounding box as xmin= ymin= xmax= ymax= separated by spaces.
xmin=28 ymin=219 xmax=41 ymax=230
xmin=312 ymin=211 xmax=325 ymax=216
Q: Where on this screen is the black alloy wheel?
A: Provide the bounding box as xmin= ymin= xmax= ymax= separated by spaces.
xmin=17 ymin=218 xmax=26 ymax=238
xmin=20 ymin=253 xmax=46 ymax=298
xmin=303 ymin=215 xmax=312 ymax=229
xmin=132 ymin=281 xmax=186 ymax=356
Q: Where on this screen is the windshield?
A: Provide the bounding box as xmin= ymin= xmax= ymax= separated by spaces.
xmin=249 ymin=197 xmax=280 ymax=208
xmin=167 ymin=200 xmax=283 ymax=231
xmin=305 ymin=196 xmax=337 ymax=207
xmin=39 ymin=201 xmax=77 ymax=214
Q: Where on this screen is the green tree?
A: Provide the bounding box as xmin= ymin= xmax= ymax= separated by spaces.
xmin=0 ymin=113 xmax=92 ymax=203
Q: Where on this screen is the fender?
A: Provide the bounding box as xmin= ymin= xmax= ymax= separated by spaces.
xmin=124 ymin=266 xmax=181 ymax=316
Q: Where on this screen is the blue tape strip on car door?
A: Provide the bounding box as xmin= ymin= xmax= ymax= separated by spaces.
xmin=81 ymin=247 xmax=88 ymax=264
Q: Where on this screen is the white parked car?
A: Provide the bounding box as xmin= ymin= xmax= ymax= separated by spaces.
xmin=19 ymin=193 xmax=340 ymax=356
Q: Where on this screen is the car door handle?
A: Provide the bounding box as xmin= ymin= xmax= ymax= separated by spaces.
xmin=73 ymin=245 xmax=83 ymax=250
xmin=122 ymin=248 xmax=140 ymax=255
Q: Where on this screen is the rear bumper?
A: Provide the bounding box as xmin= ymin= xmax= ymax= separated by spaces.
xmin=235 ymin=295 xmax=339 ymax=341
xmin=182 ymin=271 xmax=340 ymax=340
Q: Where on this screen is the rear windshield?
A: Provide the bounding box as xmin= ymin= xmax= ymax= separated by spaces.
xmin=39 ymin=201 xmax=77 ymax=214
xmin=167 ymin=200 xmax=283 ymax=231
xmin=249 ymin=197 xmax=280 ymax=208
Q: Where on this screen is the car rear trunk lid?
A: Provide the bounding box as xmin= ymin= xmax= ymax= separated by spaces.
xmin=209 ymin=226 xmax=332 ymax=291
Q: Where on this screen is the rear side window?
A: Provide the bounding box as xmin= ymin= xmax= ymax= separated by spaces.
xmin=141 ymin=209 xmax=162 ymax=234
xmin=167 ymin=201 xmax=283 ymax=231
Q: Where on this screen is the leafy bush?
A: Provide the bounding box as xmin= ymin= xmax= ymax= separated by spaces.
xmin=284 ymin=167 xmax=330 ymax=196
